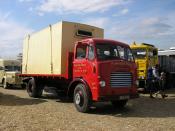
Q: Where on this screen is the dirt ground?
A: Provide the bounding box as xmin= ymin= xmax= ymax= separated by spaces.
xmin=0 ymin=87 xmax=175 ymax=131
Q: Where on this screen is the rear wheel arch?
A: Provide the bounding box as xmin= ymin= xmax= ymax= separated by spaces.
xmin=22 ymin=77 xmax=32 ymax=84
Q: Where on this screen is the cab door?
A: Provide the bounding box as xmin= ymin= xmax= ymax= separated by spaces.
xmin=73 ymin=43 xmax=99 ymax=100
xmin=86 ymin=44 xmax=99 ymax=100
xmin=73 ymin=43 xmax=88 ymax=78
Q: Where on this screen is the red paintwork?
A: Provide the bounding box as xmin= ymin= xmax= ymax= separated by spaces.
xmin=19 ymin=73 xmax=66 ymax=78
xmin=73 ymin=38 xmax=138 ymax=101
xmin=21 ymin=38 xmax=138 ymax=101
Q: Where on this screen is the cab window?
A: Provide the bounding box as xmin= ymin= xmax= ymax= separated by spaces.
xmin=148 ymin=50 xmax=153 ymax=57
xmin=96 ymin=43 xmax=119 ymax=60
xmin=4 ymin=66 xmax=20 ymax=71
xmin=126 ymin=48 xmax=134 ymax=61
xmin=153 ymin=49 xmax=158 ymax=56
xmin=117 ymin=46 xmax=125 ymax=59
xmin=76 ymin=45 xmax=87 ymax=59
xmin=118 ymin=46 xmax=134 ymax=61
xmin=132 ymin=48 xmax=146 ymax=59
xmin=88 ymin=45 xmax=95 ymax=60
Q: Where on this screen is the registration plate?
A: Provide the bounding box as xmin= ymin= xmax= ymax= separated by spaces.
xmin=119 ymin=95 xmax=129 ymax=100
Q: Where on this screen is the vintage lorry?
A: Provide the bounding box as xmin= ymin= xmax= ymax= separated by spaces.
xmin=0 ymin=59 xmax=24 ymax=88
xmin=130 ymin=42 xmax=158 ymax=88
xmin=20 ymin=21 xmax=138 ymax=112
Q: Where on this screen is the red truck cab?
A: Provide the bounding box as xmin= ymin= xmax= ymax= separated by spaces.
xmin=71 ymin=38 xmax=138 ymax=112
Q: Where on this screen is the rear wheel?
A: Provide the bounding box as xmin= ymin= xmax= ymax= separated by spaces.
xmin=74 ymin=83 xmax=91 ymax=113
xmin=111 ymin=100 xmax=128 ymax=108
xmin=26 ymin=78 xmax=43 ymax=98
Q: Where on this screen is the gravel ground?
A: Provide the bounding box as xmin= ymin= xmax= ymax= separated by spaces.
xmin=0 ymin=87 xmax=175 ymax=131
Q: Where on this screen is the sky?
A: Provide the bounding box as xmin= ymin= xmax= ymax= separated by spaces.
xmin=0 ymin=0 xmax=175 ymax=59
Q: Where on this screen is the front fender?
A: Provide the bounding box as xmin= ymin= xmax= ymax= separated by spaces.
xmin=67 ymin=78 xmax=92 ymax=99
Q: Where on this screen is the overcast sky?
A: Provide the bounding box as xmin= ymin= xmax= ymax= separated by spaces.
xmin=0 ymin=0 xmax=175 ymax=59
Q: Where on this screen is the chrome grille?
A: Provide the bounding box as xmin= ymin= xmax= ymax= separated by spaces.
xmin=110 ymin=72 xmax=132 ymax=87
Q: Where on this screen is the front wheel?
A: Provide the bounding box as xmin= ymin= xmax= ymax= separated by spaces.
xmin=74 ymin=83 xmax=91 ymax=113
xmin=111 ymin=100 xmax=128 ymax=108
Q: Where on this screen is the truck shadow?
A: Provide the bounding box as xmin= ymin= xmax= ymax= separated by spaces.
xmin=0 ymin=92 xmax=47 ymax=106
xmin=41 ymin=88 xmax=175 ymax=118
xmin=42 ymin=93 xmax=72 ymax=103
xmin=89 ymin=95 xmax=175 ymax=118
xmin=42 ymin=87 xmax=73 ymax=103
xmin=0 ymin=84 xmax=25 ymax=90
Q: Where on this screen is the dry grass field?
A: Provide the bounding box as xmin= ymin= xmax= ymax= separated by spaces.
xmin=0 ymin=87 xmax=175 ymax=131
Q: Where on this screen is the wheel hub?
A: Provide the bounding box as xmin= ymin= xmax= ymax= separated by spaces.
xmin=75 ymin=93 xmax=81 ymax=105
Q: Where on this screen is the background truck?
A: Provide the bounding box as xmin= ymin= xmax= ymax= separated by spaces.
xmin=158 ymin=47 xmax=175 ymax=88
xmin=0 ymin=59 xmax=24 ymax=89
xmin=20 ymin=21 xmax=138 ymax=112
xmin=130 ymin=42 xmax=158 ymax=89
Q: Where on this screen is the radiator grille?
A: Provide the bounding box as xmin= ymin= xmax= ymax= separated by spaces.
xmin=110 ymin=72 xmax=132 ymax=87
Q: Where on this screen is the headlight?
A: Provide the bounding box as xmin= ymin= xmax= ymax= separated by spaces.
xmin=99 ymin=81 xmax=106 ymax=87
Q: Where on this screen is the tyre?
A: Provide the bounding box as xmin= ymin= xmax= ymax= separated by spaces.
xmin=26 ymin=78 xmax=43 ymax=98
xmin=73 ymin=83 xmax=91 ymax=113
xmin=111 ymin=100 xmax=128 ymax=108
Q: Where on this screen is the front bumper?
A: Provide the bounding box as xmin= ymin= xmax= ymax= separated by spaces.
xmin=98 ymin=93 xmax=139 ymax=101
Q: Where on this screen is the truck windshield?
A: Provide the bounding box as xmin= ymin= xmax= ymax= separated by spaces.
xmin=5 ymin=66 xmax=20 ymax=71
xmin=96 ymin=43 xmax=134 ymax=61
xmin=132 ymin=48 xmax=146 ymax=59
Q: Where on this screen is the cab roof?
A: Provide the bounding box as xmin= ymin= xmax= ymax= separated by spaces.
xmin=130 ymin=42 xmax=156 ymax=49
xmin=78 ymin=38 xmax=130 ymax=48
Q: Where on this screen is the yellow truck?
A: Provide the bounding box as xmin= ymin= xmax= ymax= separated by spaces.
xmin=0 ymin=59 xmax=24 ymax=88
xmin=130 ymin=42 xmax=158 ymax=88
